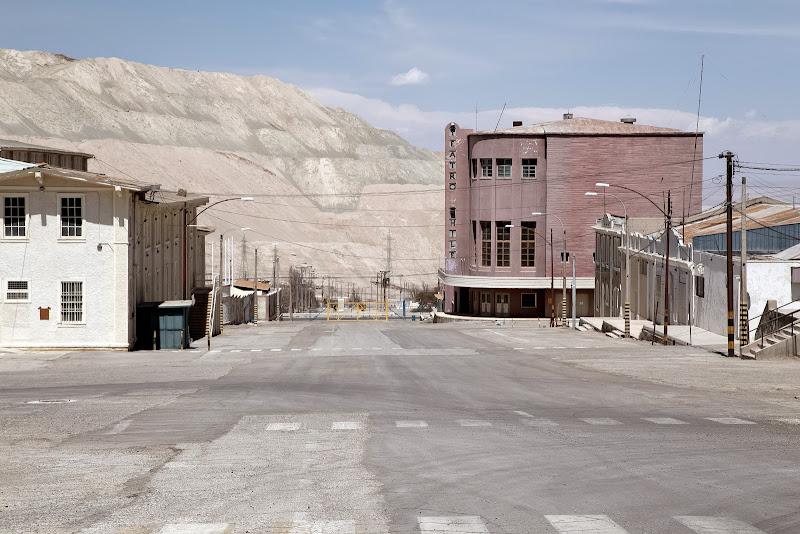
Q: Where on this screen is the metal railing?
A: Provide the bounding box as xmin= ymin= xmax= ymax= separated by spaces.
xmin=748 ymin=297 xmax=800 ymax=352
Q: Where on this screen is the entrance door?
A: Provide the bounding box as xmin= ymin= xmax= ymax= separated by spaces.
xmin=496 ymin=293 xmax=510 ymax=317
xmin=480 ymin=292 xmax=492 ymax=316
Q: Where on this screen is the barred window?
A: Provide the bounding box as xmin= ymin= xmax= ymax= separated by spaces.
xmin=496 ymin=221 xmax=510 ymax=267
xmin=496 ymin=158 xmax=511 ymax=178
xmin=6 ymin=280 xmax=29 ymax=301
xmin=522 ymin=158 xmax=537 ymax=178
xmin=60 ymin=197 xmax=83 ymax=237
xmin=60 ymin=282 xmax=83 ymax=323
xmin=480 ymin=158 xmax=492 ymax=178
xmin=3 ymin=196 xmax=26 ymax=237
xmin=481 ymin=221 xmax=491 ymax=266
xmin=521 ymin=221 xmax=536 ymax=267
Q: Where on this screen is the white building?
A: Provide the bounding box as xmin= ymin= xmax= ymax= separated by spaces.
xmin=0 ymin=156 xmax=210 ymax=350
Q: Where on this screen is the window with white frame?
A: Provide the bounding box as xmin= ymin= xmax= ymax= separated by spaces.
xmin=522 ymin=158 xmax=537 ymax=178
xmin=496 ymin=158 xmax=512 ymax=178
xmin=449 ymin=251 xmax=456 ymax=258
xmin=5 ymin=280 xmax=30 ymax=301
xmin=449 ymin=230 xmax=456 ymax=237
xmin=3 ymin=196 xmax=27 ymax=238
xmin=60 ymin=281 xmax=84 ymax=324
xmin=480 ymin=158 xmax=492 ymax=178
xmin=60 ymin=196 xmax=83 ymax=238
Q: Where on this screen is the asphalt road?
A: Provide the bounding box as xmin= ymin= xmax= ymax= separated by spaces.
xmin=1 ymin=320 xmax=799 ymax=533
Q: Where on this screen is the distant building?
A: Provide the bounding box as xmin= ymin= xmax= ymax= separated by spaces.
xmin=439 ymin=115 xmax=703 ymax=318
xmin=0 ymin=151 xmax=211 ymax=350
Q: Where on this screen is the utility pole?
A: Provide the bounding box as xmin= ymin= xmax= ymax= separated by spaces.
xmin=572 ymin=253 xmax=577 ymax=329
xmin=241 ymin=235 xmax=248 ymax=281
xmin=219 ymin=232 xmax=225 ymax=334
xmin=550 ymin=228 xmax=555 ymax=327
xmin=253 ymin=248 xmax=258 ymax=325
xmin=289 ymin=266 xmax=294 ymax=321
xmin=624 ymin=213 xmax=631 ymax=339
xmin=663 ymin=191 xmax=672 ymax=344
xmin=740 ymin=176 xmax=749 ymax=356
xmin=721 ymin=151 xmax=735 ymax=357
xmin=561 ymin=228 xmax=567 ymax=327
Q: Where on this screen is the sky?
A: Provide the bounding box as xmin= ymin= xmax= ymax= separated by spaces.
xmin=4 ymin=0 xmax=800 ymax=201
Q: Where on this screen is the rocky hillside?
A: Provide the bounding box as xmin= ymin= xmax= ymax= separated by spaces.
xmin=0 ymin=49 xmax=444 ymax=289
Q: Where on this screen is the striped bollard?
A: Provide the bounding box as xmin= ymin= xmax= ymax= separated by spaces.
xmin=624 ymin=302 xmax=630 ymax=339
xmin=561 ymin=297 xmax=567 ymax=326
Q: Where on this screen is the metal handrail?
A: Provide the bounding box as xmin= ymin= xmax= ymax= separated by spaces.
xmin=754 ymin=307 xmax=800 ymax=352
xmin=748 ymin=296 xmax=800 ymax=329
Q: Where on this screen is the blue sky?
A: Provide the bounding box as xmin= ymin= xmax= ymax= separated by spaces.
xmin=4 ymin=0 xmax=800 ymax=198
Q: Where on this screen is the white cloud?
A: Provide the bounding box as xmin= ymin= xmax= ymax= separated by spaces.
xmin=389 ymin=67 xmax=429 ymax=86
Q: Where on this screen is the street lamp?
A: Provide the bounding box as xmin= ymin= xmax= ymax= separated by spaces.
xmin=532 ymin=212 xmax=567 ymax=327
xmin=586 ymin=191 xmax=630 ymax=338
xmin=596 ymin=182 xmax=672 ymax=344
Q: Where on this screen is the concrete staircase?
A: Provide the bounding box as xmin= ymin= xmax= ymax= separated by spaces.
xmin=741 ymin=322 xmax=800 ymax=360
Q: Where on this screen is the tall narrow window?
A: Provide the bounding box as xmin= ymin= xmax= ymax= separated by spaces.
xmin=480 ymin=221 xmax=491 ymax=266
xmin=450 ymin=207 xmax=456 ymax=219
xmin=496 ymin=158 xmax=511 ymax=178
xmin=522 ymin=158 xmax=537 ymax=178
xmin=3 ymin=196 xmax=26 ymax=237
xmin=472 ymin=221 xmax=478 ymax=265
xmin=496 ymin=221 xmax=510 ymax=267
xmin=60 ymin=281 xmax=83 ymax=324
xmin=521 ymin=221 xmax=536 ymax=267
xmin=471 ymin=159 xmax=477 ymax=178
xmin=480 ymin=158 xmax=492 ymax=178
xmin=60 ymin=196 xmax=83 ymax=237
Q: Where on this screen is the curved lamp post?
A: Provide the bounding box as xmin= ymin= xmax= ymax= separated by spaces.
xmin=532 ymin=212 xmax=567 ymax=326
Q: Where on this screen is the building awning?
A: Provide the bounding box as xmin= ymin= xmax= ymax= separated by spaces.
xmin=229 ymin=286 xmax=254 ymax=298
xmin=438 ymin=269 xmax=595 ymax=290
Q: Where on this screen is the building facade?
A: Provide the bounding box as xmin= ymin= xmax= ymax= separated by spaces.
xmin=439 ymin=115 xmax=703 ymax=318
xmin=0 ymin=157 xmax=209 ymax=350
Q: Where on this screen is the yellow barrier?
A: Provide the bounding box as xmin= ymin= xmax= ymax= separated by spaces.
xmin=327 ymin=301 xmax=389 ymax=321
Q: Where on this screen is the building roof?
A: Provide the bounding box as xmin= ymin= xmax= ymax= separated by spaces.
xmin=680 ymin=196 xmax=800 ymax=243
xmin=147 ymin=190 xmax=210 ymax=207
xmin=478 ymin=117 xmax=696 ymax=137
xmin=0 ymin=138 xmax=94 ymax=158
xmin=233 ymin=280 xmax=271 ymax=291
xmin=771 ymin=242 xmax=800 ymax=260
xmin=0 ymin=162 xmax=154 ymax=191
xmin=0 ymin=157 xmax=36 ymax=173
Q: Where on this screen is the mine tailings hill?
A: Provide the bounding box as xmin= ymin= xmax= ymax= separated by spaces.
xmin=0 ymin=48 xmax=444 ymax=288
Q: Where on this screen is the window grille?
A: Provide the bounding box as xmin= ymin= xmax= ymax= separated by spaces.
xmin=3 ymin=196 xmax=26 ymax=237
xmin=496 ymin=222 xmax=510 ymax=267
xmin=496 ymin=158 xmax=512 ymax=178
xmin=60 ymin=281 xmax=83 ymax=323
xmin=60 ymin=197 xmax=83 ymax=237
xmin=481 ymin=221 xmax=491 ymax=266
xmin=522 ymin=159 xmax=537 ymax=178
xmin=6 ymin=280 xmax=29 ymax=300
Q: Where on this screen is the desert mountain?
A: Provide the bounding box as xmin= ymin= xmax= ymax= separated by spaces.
xmin=0 ymin=49 xmax=444 ymax=292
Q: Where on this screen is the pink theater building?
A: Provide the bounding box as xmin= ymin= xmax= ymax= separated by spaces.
xmin=439 ymin=114 xmax=703 ymax=318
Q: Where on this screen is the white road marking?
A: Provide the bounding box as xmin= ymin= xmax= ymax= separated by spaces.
xmin=458 ymin=420 xmax=492 ymax=427
xmin=552 ymin=346 xmax=566 ymax=349
xmin=289 ymin=519 xmax=355 ymax=533
xmin=545 ymin=514 xmax=630 ymax=533
xmin=581 ymin=418 xmax=623 ymax=425
xmin=574 ymin=346 xmax=587 ymax=349
xmin=352 ymin=347 xmax=362 ymax=351
xmin=396 ymin=420 xmax=428 ymax=428
xmin=392 ymin=347 xmax=402 ymax=350
xmin=291 ymin=348 xmax=301 ymax=351
xmin=777 ymin=418 xmax=800 ymax=424
xmin=514 ymin=410 xmax=534 ymax=417
xmin=311 ymin=348 xmax=320 ymax=351
xmin=266 ymin=422 xmax=301 ymax=431
xmin=105 ymin=420 xmax=131 ymax=435
xmin=209 ymin=350 xmax=221 ymax=353
xmin=522 ymin=418 xmax=559 ymax=427
xmin=332 ymin=348 xmax=343 ymax=351
xmin=250 ymin=349 xmax=262 ymax=352
xmin=271 ymin=348 xmax=282 ymax=352
xmin=514 ymin=347 xmax=526 ymax=350
xmin=418 ymin=516 xmax=489 ymax=533
xmin=534 ymin=347 xmax=546 ymax=350
xmin=372 ymin=347 xmax=382 ymax=350
xmin=643 ymin=417 xmax=688 ymax=425
xmin=674 ymin=516 xmax=768 ymax=533
xmin=158 ymin=524 xmax=232 ymax=534
xmin=230 ymin=350 xmax=242 ymax=353
xmin=332 ymin=421 xmax=362 ymax=430
xmin=706 ymin=417 xmax=756 ymax=425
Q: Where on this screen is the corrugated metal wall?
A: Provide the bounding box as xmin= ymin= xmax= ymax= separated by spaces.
xmin=693 ymin=223 xmax=800 ymax=253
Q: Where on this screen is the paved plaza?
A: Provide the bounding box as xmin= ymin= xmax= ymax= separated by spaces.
xmin=2 ymin=320 xmax=800 ymax=533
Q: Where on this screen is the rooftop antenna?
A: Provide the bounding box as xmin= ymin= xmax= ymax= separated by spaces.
xmin=688 ymin=54 xmax=704 ymax=233
xmin=494 ymin=102 xmax=506 ymax=132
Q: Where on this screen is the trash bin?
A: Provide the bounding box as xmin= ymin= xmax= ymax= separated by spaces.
xmin=135 ymin=300 xmax=193 ymax=350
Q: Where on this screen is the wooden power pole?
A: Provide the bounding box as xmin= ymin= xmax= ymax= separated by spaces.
xmin=722 ymin=151 xmax=735 ymax=357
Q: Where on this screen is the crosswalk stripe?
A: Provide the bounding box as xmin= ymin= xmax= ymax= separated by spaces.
xmin=777 ymin=418 xmax=800 ymax=424
xmin=288 ymin=519 xmax=355 ymax=533
xmin=545 ymin=514 xmax=630 ymax=533
xmin=332 ymin=421 xmax=362 ymax=430
xmin=271 ymin=348 xmax=282 ymax=352
xmin=706 ymin=417 xmax=756 ymax=425
xmin=209 ymin=350 xmax=221 ymax=353
xmin=250 ymin=349 xmax=262 ymax=352
xmin=674 ymin=516 xmax=767 ymax=533
xmin=418 ymin=515 xmax=489 ymax=533
xmin=514 ymin=410 xmax=534 ymax=417
xmin=458 ymin=420 xmax=492 ymax=427
xmin=643 ymin=417 xmax=688 ymax=425
xmin=396 ymin=420 xmax=428 ymax=428
xmin=105 ymin=420 xmax=131 ymax=435
xmin=581 ymin=418 xmax=622 ymax=425
xmin=291 ymin=348 xmax=301 ymax=351
xmin=266 ymin=423 xmax=300 ymax=431
xmin=230 ymin=350 xmax=241 ymax=353
xmin=158 ymin=524 xmax=232 ymax=534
